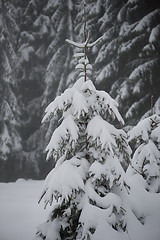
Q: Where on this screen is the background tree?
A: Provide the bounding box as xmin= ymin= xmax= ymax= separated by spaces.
xmin=108 ymin=0 xmax=160 ymax=124
xmin=16 ymin=0 xmax=53 ymax=179
xmin=0 ymin=0 xmax=160 ymax=181
xmin=0 ymin=0 xmax=22 ymax=181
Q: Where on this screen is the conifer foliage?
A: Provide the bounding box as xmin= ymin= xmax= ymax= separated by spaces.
xmin=128 ymin=114 xmax=160 ymax=193
xmin=35 ymin=30 xmax=131 ymax=239
xmin=0 ymin=0 xmax=160 ymax=183
xmin=0 ymin=0 xmax=22 ymax=181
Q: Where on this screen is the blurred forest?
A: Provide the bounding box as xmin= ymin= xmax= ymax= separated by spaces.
xmin=0 ymin=0 xmax=160 ymax=181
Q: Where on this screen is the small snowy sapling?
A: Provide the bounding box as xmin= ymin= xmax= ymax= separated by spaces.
xmin=35 ymin=32 xmax=131 ymax=240
xmin=128 ymin=114 xmax=160 ymax=193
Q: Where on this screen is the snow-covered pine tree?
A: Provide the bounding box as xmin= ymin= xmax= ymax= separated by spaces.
xmin=87 ymin=0 xmax=160 ymax=125
xmin=35 ymin=25 xmax=131 ymax=239
xmin=128 ymin=114 xmax=160 ymax=193
xmin=110 ymin=0 xmax=160 ymax=124
xmin=15 ymin=0 xmax=78 ymax=179
xmin=42 ymin=0 xmax=77 ymax=105
xmin=94 ymin=0 xmax=124 ymax=87
xmin=15 ymin=0 xmax=52 ymax=179
xmin=0 ymin=0 xmax=22 ymax=181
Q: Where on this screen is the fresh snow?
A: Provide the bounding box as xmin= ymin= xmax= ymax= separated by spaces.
xmin=66 ymin=35 xmax=102 ymax=49
xmin=126 ymin=174 xmax=160 ymax=240
xmin=0 ymin=179 xmax=160 ymax=240
xmin=149 ymin=24 xmax=160 ymax=43
xmin=18 ymin=44 xmax=34 ymax=63
xmin=39 ymin=156 xmax=87 ymax=205
xmin=96 ymin=61 xmax=117 ymax=84
xmin=0 ymin=179 xmax=50 ymax=240
xmin=66 ymin=37 xmax=90 ymax=48
xmin=134 ymin=9 xmax=160 ymax=32
xmin=129 ymin=59 xmax=157 ymax=81
xmin=128 ymin=114 xmax=160 ymax=141
xmin=154 ymin=98 xmax=160 ymax=115
xmin=87 ymin=115 xmax=117 ymax=151
xmin=46 ymin=115 xmax=79 ymax=160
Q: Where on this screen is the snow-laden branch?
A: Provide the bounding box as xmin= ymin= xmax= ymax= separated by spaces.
xmin=86 ymin=181 xmax=122 ymax=212
xmin=87 ymin=115 xmax=117 ymax=152
xmin=134 ymin=9 xmax=160 ymax=32
xmin=128 ymin=114 xmax=160 ymax=141
xmin=46 ymin=115 xmax=79 ymax=160
xmin=96 ymin=90 xmax=124 ymax=125
xmin=39 ymin=156 xmax=89 ymax=206
xmin=87 ymin=36 xmax=102 ymax=47
xmin=42 ymin=88 xmax=75 ymax=122
xmin=66 ymin=33 xmax=102 ymax=49
xmin=66 ymin=31 xmax=90 ymax=48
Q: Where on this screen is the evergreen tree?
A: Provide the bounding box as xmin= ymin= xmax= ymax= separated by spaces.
xmin=15 ymin=0 xmax=78 ymax=179
xmin=42 ymin=0 xmax=77 ymax=105
xmin=84 ymin=0 xmax=160 ymax=125
xmin=0 ymin=0 xmax=22 ymax=181
xmin=109 ymin=0 xmax=160 ymax=124
xmin=35 ymin=29 xmax=131 ymax=239
xmin=94 ymin=0 xmax=124 ymax=88
xmin=128 ymin=114 xmax=160 ymax=193
xmin=16 ymin=0 xmax=51 ymax=179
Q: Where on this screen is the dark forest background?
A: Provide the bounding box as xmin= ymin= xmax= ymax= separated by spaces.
xmin=0 ymin=0 xmax=160 ymax=182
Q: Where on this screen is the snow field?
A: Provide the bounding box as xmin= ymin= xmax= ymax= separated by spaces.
xmin=126 ymin=174 xmax=160 ymax=240
xmin=0 ymin=177 xmax=160 ymax=240
xmin=0 ymin=179 xmax=50 ymax=240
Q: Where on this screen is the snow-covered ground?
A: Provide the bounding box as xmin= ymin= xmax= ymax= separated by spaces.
xmin=0 ymin=177 xmax=160 ymax=240
xmin=0 ymin=179 xmax=50 ymax=240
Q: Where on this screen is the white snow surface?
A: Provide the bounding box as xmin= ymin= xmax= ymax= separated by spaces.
xmin=1 ymin=178 xmax=160 ymax=240
xmin=0 ymin=179 xmax=50 ymax=240
xmin=126 ymin=174 xmax=160 ymax=240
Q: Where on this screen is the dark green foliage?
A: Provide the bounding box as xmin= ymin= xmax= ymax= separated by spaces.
xmin=0 ymin=0 xmax=160 ymax=181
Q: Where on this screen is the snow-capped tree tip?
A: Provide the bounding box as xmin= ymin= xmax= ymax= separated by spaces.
xmin=66 ymin=34 xmax=102 ymax=49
